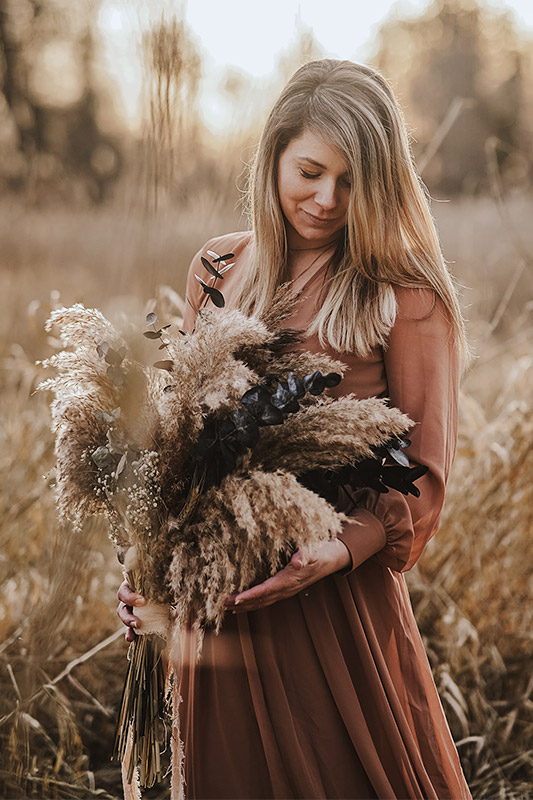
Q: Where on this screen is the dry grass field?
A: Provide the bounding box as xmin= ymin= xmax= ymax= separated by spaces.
xmin=0 ymin=188 xmax=532 ymax=799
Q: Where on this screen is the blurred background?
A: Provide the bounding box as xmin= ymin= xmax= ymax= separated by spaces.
xmin=0 ymin=0 xmax=532 ymax=797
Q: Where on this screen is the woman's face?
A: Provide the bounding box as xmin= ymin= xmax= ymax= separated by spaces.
xmin=277 ymin=128 xmax=351 ymax=250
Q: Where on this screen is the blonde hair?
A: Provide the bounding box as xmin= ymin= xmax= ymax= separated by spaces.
xmin=237 ymin=59 xmax=469 ymax=360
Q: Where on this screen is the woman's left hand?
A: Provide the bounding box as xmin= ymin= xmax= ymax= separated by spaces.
xmin=224 ymin=537 xmax=351 ymax=613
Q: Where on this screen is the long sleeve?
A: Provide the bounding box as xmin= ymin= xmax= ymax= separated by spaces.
xmin=182 ymin=231 xmax=251 ymax=333
xmin=337 ymin=287 xmax=460 ymax=573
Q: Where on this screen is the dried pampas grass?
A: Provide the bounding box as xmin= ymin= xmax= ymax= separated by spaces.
xmin=40 ymin=265 xmax=420 ymax=798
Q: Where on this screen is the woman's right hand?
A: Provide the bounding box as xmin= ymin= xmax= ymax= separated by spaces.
xmin=117 ymin=580 xmax=146 ymax=642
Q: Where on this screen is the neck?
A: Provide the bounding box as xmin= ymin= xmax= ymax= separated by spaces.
xmin=288 ymin=242 xmax=335 ymax=253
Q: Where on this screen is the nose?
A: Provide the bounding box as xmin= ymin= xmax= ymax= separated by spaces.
xmin=313 ymin=178 xmax=338 ymax=212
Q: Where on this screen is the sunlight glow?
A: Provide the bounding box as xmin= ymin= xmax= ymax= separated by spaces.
xmin=96 ymin=0 xmax=533 ymax=133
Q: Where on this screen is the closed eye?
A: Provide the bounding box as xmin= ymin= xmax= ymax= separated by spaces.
xmin=299 ymin=169 xmax=321 ymax=179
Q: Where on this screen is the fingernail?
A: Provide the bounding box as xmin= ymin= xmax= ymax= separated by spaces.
xmin=131 ymin=620 xmax=137 ymax=628
xmin=135 ymin=597 xmax=146 ymax=606
xmin=234 ymin=598 xmax=240 ymax=606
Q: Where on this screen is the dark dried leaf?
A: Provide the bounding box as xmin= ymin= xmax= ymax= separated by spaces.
xmin=241 ymin=386 xmax=271 ymax=415
xmin=143 ymin=330 xmax=162 ymax=339
xmin=258 ymin=403 xmax=284 ymax=426
xmin=287 ymin=372 xmax=305 ymax=398
xmin=153 ymin=360 xmax=174 ymax=371
xmin=324 ymin=372 xmax=341 ymax=388
xmin=381 ymin=464 xmax=428 ymax=496
xmin=271 ymin=382 xmax=293 ymax=409
xmin=212 ymin=252 xmax=234 ymax=263
xmin=303 ymin=370 xmax=325 ymax=395
xmin=228 ymin=408 xmax=259 ymax=448
xmin=194 ymin=274 xmax=226 ymax=307
xmin=349 ymin=459 xmax=389 ymax=493
xmin=201 ymin=256 xmax=224 ymax=279
xmin=204 ymin=285 xmax=225 ymax=307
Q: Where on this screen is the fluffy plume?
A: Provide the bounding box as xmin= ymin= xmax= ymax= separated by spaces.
xmin=251 ymin=396 xmax=411 ymax=474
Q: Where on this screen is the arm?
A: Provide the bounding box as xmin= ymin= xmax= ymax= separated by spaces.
xmin=227 ymin=287 xmax=460 ymax=610
xmin=337 ymin=287 xmax=460 ymax=573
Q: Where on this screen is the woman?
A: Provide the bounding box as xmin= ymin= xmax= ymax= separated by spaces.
xmin=119 ymin=59 xmax=472 ymax=799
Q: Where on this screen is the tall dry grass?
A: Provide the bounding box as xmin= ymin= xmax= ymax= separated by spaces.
xmin=0 ymin=187 xmax=532 ymax=798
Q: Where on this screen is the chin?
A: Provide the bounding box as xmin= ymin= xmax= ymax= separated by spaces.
xmin=298 ymin=223 xmax=342 ymax=244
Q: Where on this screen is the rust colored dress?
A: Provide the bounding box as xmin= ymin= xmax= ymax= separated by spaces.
xmin=179 ymin=231 xmax=472 ymax=800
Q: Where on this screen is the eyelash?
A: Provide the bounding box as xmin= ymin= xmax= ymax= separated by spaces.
xmin=299 ymin=169 xmax=351 ymax=188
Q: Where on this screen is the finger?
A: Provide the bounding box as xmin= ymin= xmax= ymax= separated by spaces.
xmin=125 ymin=627 xmax=136 ymax=643
xmin=231 ymin=569 xmax=299 ymax=608
xmin=117 ymin=581 xmax=146 ymax=607
xmin=117 ymin=601 xmax=139 ymax=628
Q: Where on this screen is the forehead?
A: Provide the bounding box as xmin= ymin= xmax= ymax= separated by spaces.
xmin=282 ymin=128 xmax=348 ymax=173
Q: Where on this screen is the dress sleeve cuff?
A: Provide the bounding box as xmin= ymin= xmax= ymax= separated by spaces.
xmin=336 ymin=509 xmax=387 ymax=575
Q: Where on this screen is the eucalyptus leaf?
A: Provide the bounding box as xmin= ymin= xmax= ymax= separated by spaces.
xmin=95 ymin=409 xmax=115 ymax=426
xmin=115 ymin=452 xmax=127 ymax=479
xmin=324 ymin=372 xmax=341 ymax=388
xmin=96 ymin=340 xmax=109 ymax=359
xmin=153 ymin=360 xmax=174 ymax=371
xmin=91 ymin=445 xmax=114 ymax=471
xmin=287 ymin=372 xmax=305 ymax=398
xmin=387 ymin=446 xmax=410 ymax=468
xmin=203 ymin=285 xmax=225 ymax=307
xmin=144 ymin=330 xmax=162 ymax=339
xmin=107 ymin=364 xmax=124 ymax=386
xmin=201 ymin=256 xmax=224 ymax=279
xmin=212 ymin=252 xmax=234 ymax=263
xmin=105 ymin=347 xmax=124 ymax=366
xmin=228 ymin=408 xmax=259 ymax=448
xmin=303 ymin=370 xmax=325 ymax=395
xmin=146 ymin=312 xmax=158 ymax=326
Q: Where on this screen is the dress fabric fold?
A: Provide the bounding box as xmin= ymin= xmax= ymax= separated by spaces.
xmin=177 ymin=231 xmax=472 ymax=800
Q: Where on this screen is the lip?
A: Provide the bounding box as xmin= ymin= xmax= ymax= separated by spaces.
xmin=301 ymin=209 xmax=339 ymax=226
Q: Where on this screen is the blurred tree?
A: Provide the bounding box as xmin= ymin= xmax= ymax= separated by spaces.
xmin=141 ymin=14 xmax=202 ymax=211
xmin=373 ymin=0 xmax=532 ymax=195
xmin=276 ymin=22 xmax=325 ymax=85
xmin=0 ymin=0 xmax=122 ymax=204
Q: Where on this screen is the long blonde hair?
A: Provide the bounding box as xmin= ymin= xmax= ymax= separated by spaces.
xmin=237 ymin=59 xmax=469 ymax=359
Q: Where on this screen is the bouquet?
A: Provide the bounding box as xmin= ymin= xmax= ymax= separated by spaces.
xmin=39 ymin=249 xmax=426 ymax=798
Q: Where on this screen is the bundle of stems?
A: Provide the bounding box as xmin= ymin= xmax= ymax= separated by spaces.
xmin=112 ymin=571 xmax=167 ymax=791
